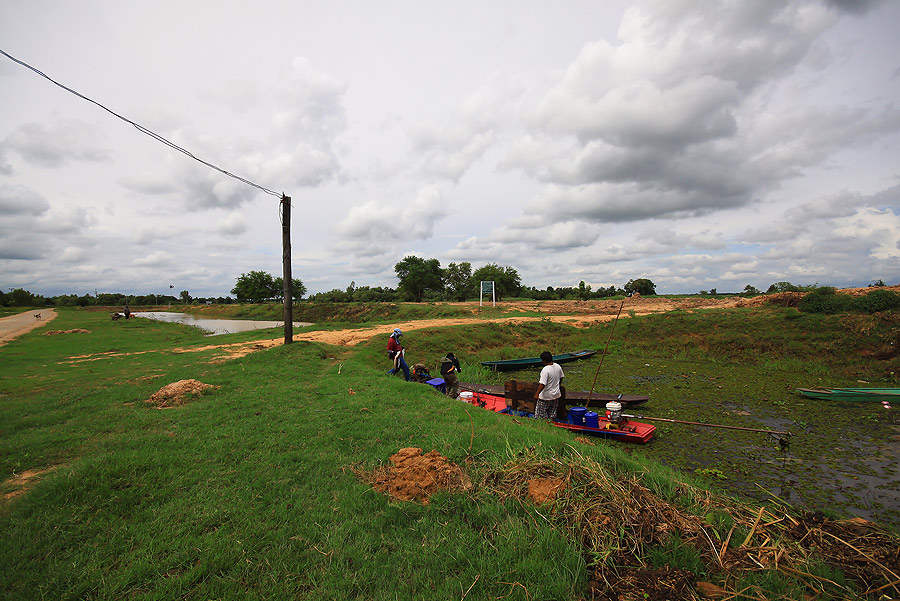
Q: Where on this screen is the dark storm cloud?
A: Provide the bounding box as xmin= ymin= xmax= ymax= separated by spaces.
xmin=823 ymin=0 xmax=885 ymax=16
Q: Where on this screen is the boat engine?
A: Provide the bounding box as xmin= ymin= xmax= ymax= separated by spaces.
xmin=606 ymin=401 xmax=623 ymax=425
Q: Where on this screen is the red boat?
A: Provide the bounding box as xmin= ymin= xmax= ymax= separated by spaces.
xmin=550 ymin=418 xmax=655 ymax=443
xmin=460 ymin=391 xmax=655 ymax=443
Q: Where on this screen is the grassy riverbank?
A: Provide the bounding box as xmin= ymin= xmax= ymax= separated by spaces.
xmin=1 ymin=306 xmax=898 ymax=600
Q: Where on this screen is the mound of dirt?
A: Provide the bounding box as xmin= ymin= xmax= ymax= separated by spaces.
xmin=364 ymin=447 xmax=471 ymax=504
xmin=146 ymin=379 xmax=218 ymax=408
xmin=44 ymin=329 xmax=90 ymax=335
xmin=527 ymin=477 xmax=566 ymax=504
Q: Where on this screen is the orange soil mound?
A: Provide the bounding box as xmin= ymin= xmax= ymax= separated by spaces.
xmin=146 ymin=379 xmax=219 ymax=408
xmin=367 ymin=447 xmax=471 ymax=504
xmin=527 ymin=477 xmax=566 ymax=504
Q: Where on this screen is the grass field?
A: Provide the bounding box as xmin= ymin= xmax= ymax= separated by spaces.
xmin=1 ymin=305 xmax=898 ymax=600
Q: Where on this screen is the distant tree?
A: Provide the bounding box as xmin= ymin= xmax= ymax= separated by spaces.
xmin=578 ymin=281 xmax=592 ymax=300
xmin=471 ymin=263 xmax=521 ymax=301
xmin=179 ymin=290 xmax=192 ymax=304
xmin=9 ymin=288 xmax=35 ymax=306
xmin=273 ymin=276 xmax=307 ymax=301
xmin=232 ymin=271 xmax=305 ymax=302
xmin=233 ymin=271 xmax=276 ymax=302
xmin=624 ymin=278 xmax=656 ymax=296
xmin=395 ymin=256 xmax=443 ymax=302
xmin=766 ymin=281 xmax=817 ymax=293
xmin=743 ymin=285 xmax=761 ymax=295
xmin=869 ymin=279 xmax=886 ymax=287
xmin=444 ymin=261 xmax=475 ymax=301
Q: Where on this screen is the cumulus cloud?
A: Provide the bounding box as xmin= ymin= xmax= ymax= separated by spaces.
xmin=133 ymin=250 xmax=176 ymax=267
xmin=118 ymin=171 xmax=178 ymax=195
xmin=3 ymin=118 xmax=110 ymax=167
xmin=215 ymin=212 xmax=247 ymax=236
xmin=0 ymin=184 xmax=50 ymax=216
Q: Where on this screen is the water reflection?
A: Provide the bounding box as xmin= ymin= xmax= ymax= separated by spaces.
xmin=134 ymin=312 xmax=312 ymax=336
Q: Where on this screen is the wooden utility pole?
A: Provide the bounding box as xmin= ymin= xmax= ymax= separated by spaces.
xmin=281 ymin=194 xmax=293 ymax=345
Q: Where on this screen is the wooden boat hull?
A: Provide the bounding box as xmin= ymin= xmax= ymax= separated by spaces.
xmin=480 ymin=349 xmax=597 ymax=371
xmin=797 ymin=388 xmax=900 ymax=402
xmin=461 ymin=391 xmax=655 ymax=443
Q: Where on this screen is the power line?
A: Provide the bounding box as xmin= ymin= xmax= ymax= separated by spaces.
xmin=0 ymin=47 xmax=282 ymax=198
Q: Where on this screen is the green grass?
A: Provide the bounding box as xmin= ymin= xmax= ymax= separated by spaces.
xmin=2 ymin=306 xmax=898 ymax=600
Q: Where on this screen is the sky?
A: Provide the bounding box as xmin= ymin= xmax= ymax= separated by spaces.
xmin=1 ymin=0 xmax=899 ymax=299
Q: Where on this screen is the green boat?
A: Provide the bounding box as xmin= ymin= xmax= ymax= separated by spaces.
xmin=797 ymin=388 xmax=900 ymax=402
xmin=481 ymin=349 xmax=597 ymax=372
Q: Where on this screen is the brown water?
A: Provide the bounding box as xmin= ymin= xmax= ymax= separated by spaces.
xmin=134 ymin=312 xmax=312 ymax=336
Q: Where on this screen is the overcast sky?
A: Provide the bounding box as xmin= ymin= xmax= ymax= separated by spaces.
xmin=2 ymin=0 xmax=898 ymax=298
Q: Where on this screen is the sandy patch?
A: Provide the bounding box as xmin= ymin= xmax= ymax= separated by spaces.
xmin=2 ymin=466 xmax=58 ymax=500
xmin=146 ymin=379 xmax=219 ymax=408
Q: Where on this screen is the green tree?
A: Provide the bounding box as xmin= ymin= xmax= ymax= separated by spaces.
xmin=273 ymin=277 xmax=307 ymax=301
xmin=232 ymin=271 xmax=277 ymax=302
xmin=471 ymin=263 xmax=521 ymax=301
xmin=395 ymin=256 xmax=443 ymax=302
xmin=444 ymin=261 xmax=474 ymax=301
xmin=743 ymin=284 xmax=761 ymax=295
xmin=179 ymin=290 xmax=192 ymax=304
xmin=624 ymin=278 xmax=656 ymax=296
xmin=578 ymin=280 xmax=592 ymax=300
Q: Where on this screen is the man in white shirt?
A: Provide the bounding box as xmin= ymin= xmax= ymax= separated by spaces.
xmin=533 ymin=351 xmax=564 ymax=419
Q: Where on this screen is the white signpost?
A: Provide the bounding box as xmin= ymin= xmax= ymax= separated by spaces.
xmin=480 ymin=281 xmax=496 ymax=307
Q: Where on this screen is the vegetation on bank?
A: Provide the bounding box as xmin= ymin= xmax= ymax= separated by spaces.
xmin=1 ymin=304 xmax=899 ymax=600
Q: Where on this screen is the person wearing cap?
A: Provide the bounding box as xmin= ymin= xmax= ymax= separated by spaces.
xmin=439 ymin=352 xmax=462 ymax=398
xmin=387 ymin=328 xmax=410 ymax=381
xmin=533 ymin=351 xmax=563 ymax=419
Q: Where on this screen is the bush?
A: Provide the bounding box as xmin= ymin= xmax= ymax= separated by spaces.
xmin=798 ymin=289 xmax=854 ymax=314
xmin=856 ymin=289 xmax=900 ymax=313
xmin=799 ymin=288 xmax=900 ymax=314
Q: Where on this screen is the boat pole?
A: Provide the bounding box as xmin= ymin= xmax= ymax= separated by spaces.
xmin=584 ymin=297 xmax=627 ymax=409
xmin=622 ymin=413 xmax=792 ymax=437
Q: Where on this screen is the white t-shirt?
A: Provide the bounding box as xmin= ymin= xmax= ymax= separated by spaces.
xmin=538 ymin=362 xmax=564 ymax=400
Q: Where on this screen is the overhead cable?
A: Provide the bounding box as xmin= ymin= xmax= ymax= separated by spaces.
xmin=0 ymin=47 xmax=281 ymax=198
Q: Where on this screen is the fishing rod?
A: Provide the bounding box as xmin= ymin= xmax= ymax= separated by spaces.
xmin=622 ymin=413 xmax=793 ymax=437
xmin=585 ymin=296 xmax=627 ymax=409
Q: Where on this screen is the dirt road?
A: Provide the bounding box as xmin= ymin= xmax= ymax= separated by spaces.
xmin=0 ymin=309 xmax=58 ymax=347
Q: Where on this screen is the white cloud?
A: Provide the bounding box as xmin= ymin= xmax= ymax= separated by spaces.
xmin=3 ymin=118 xmax=110 ymax=167
xmin=1 ymin=1 xmax=898 ymax=296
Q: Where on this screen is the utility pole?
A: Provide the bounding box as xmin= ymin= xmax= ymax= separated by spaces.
xmin=281 ymin=194 xmax=293 ymax=345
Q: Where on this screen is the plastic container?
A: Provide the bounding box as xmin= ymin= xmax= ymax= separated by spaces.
xmin=568 ymin=406 xmax=587 ymax=425
xmin=584 ymin=411 xmax=599 ymax=429
xmin=459 ymin=391 xmax=473 ymax=403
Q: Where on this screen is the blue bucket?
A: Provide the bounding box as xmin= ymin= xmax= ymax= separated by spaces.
xmin=568 ymin=406 xmax=587 ymax=425
xmin=584 ymin=411 xmax=599 ymax=429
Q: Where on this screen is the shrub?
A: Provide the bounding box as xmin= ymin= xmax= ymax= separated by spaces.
xmin=798 ymin=289 xmax=854 ymax=314
xmin=856 ymin=289 xmax=900 ymax=313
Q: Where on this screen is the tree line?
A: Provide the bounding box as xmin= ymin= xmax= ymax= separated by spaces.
xmin=7 ymin=261 xmax=887 ymax=308
xmin=308 ymin=257 xmax=658 ymax=302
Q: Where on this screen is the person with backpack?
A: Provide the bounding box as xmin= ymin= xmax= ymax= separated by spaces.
xmin=439 ymin=352 xmax=462 ymax=398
